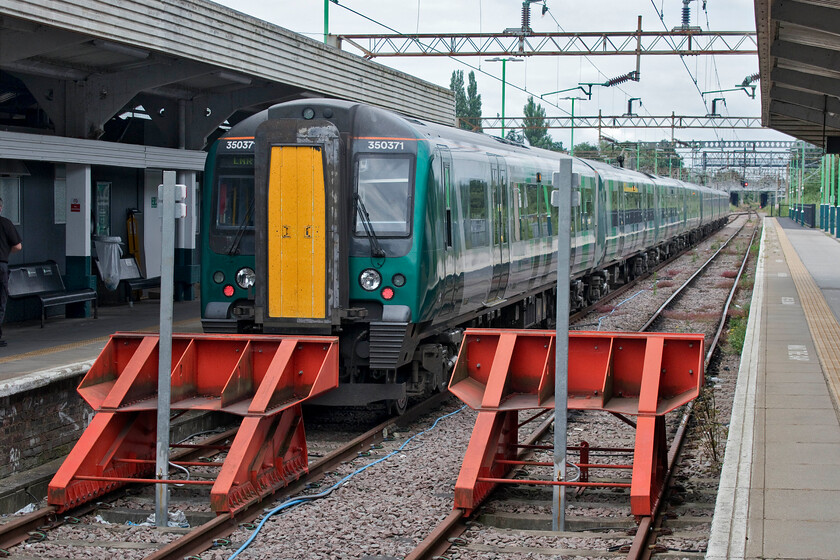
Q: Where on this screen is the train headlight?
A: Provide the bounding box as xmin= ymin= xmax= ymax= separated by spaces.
xmin=235 ymin=267 xmax=256 ymax=289
xmin=392 ymin=273 xmax=406 ymax=287
xmin=359 ymin=269 xmax=382 ymax=291
xmin=213 ymin=271 xmax=225 ymax=284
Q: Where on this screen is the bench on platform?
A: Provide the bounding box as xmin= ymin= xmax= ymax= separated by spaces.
xmin=117 ymin=258 xmax=160 ymax=302
xmin=8 ymin=261 xmax=98 ymax=327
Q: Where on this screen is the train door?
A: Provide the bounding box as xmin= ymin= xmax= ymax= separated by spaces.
xmin=438 ymin=145 xmax=457 ymax=316
xmin=615 ymin=180 xmax=626 ymax=257
xmin=253 ymin=119 xmax=342 ymax=334
xmin=596 ymin=175 xmax=608 ymax=262
xmin=266 ymin=146 xmax=327 ymax=319
xmin=487 ymin=154 xmax=510 ymax=303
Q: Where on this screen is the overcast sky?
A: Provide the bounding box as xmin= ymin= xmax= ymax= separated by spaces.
xmin=212 ymin=0 xmax=790 ymax=148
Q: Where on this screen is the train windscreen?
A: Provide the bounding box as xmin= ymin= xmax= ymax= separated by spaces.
xmin=354 ymin=155 xmax=413 ymax=237
xmin=210 ymin=154 xmax=255 ymax=255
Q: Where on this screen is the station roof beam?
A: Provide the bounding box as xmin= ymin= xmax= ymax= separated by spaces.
xmin=756 ymin=0 xmax=840 ymax=149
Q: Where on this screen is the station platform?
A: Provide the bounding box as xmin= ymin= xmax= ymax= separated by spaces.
xmin=0 ymin=298 xmax=202 ymax=392
xmin=708 ymin=217 xmax=840 ymax=560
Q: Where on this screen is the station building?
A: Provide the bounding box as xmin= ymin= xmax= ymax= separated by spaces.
xmin=0 ymin=0 xmax=454 ymax=321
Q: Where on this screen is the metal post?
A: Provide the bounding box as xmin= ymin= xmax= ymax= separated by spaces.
xmin=155 ymin=170 xmax=177 ymax=527
xmin=501 ymin=59 xmax=507 ymax=137
xmin=570 ymin=98 xmax=575 ymax=157
xmin=324 ymin=0 xmax=330 ymax=44
xmin=654 ymin=145 xmax=658 ymax=175
xmin=822 ymin=155 xmax=827 ymax=229
xmin=552 ymin=159 xmax=573 ymax=532
xmin=800 ymin=143 xmax=805 ymax=224
xmin=668 ymin=148 xmax=672 ymax=178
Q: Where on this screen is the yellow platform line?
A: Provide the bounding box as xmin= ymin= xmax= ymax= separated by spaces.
xmin=0 ymin=317 xmax=201 ymax=365
xmin=772 ymin=219 xmax=840 ymax=411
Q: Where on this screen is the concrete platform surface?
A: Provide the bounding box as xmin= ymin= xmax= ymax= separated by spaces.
xmin=0 ymin=298 xmax=201 ymax=393
xmin=708 ymin=217 xmax=840 ymax=560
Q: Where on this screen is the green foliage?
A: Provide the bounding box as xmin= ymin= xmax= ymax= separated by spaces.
xmin=522 ymin=96 xmax=555 ymax=150
xmin=572 ymin=141 xmax=600 ymax=157
xmin=598 ymin=140 xmax=685 ymax=175
xmin=505 ymin=129 xmax=524 ymax=143
xmin=450 ymin=70 xmax=482 ymax=131
xmin=466 ymin=72 xmax=482 ymax=132
xmin=727 ymin=307 xmax=749 ymax=354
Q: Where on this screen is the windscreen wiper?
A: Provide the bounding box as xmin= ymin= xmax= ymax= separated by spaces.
xmin=354 ymin=193 xmax=386 ymax=258
xmin=226 ymin=199 xmax=255 ymax=256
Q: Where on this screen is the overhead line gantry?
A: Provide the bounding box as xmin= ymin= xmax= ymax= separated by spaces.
xmin=337 ymin=29 xmax=757 ymax=59
xmin=471 ymin=114 xmax=763 ymax=131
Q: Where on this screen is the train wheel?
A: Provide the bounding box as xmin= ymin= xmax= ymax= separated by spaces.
xmin=386 ymin=396 xmax=408 ymax=416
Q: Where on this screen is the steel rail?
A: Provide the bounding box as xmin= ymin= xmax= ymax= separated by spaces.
xmin=405 ymin=413 xmax=555 ymax=560
xmin=627 ymin=214 xmax=759 ymax=560
xmin=0 ymin=426 xmax=238 ymax=554
xmin=570 ymin=215 xmax=737 ymax=325
xmin=640 ymin=216 xmax=749 ymax=331
xmin=145 ymin=391 xmax=453 ymax=560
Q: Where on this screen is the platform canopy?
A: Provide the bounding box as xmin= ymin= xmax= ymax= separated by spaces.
xmin=0 ymin=0 xmax=455 ymax=152
xmin=755 ymin=0 xmax=840 ymax=149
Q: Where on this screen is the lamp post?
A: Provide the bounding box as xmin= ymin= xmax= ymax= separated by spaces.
xmin=486 ymin=57 xmax=522 ymax=137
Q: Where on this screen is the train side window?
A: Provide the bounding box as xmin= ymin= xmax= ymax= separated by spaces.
xmin=518 ymin=185 xmax=530 ymax=241
xmin=526 ymin=184 xmax=541 ymax=239
xmin=462 ymin=179 xmax=488 ymax=248
xmin=512 ymin=186 xmax=522 ymax=242
xmin=580 ymin=182 xmax=594 ymax=230
xmin=544 ymin=184 xmax=558 ymax=236
xmin=444 ymin=165 xmax=452 ymax=248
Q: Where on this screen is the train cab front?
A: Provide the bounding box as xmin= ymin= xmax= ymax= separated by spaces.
xmin=251 ymin=100 xmax=425 ymax=407
xmin=201 ymin=114 xmax=265 ymax=333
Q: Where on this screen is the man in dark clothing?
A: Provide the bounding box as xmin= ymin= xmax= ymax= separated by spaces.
xmin=0 ymin=197 xmax=22 ymax=347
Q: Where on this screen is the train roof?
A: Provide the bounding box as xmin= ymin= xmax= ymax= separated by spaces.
xmin=219 ymin=98 xmax=723 ymax=197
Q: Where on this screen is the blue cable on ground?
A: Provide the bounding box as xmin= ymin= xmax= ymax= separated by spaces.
xmin=597 ymin=289 xmax=647 ymax=330
xmin=226 ymin=404 xmax=468 ymax=559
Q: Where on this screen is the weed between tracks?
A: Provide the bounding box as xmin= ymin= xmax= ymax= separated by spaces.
xmin=725 ymin=306 xmax=750 ymax=354
xmin=691 ymin=385 xmax=727 ymax=475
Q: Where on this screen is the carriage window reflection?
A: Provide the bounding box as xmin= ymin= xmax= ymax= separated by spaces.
xmin=216 ymin=176 xmax=254 ymax=229
xmin=355 ymin=156 xmax=413 ymax=237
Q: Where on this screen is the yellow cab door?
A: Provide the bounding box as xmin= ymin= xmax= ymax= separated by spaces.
xmin=266 ymin=146 xmax=326 ymax=318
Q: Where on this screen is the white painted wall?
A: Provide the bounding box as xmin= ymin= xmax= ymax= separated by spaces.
xmin=143 ymin=169 xmax=163 ymax=278
xmin=66 ymin=164 xmax=91 ymax=258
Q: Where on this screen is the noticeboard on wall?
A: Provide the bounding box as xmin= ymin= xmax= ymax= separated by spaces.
xmin=96 ymin=181 xmax=110 ymax=236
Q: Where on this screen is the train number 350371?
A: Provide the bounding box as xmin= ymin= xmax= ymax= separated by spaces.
xmin=367 ymin=140 xmax=405 ymax=150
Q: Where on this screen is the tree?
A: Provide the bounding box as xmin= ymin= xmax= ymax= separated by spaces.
xmin=505 ymin=129 xmax=524 ymax=143
xmin=465 ymin=71 xmax=482 ymax=132
xmin=572 ymin=141 xmax=600 ymax=159
xmin=597 ymin=140 xmax=685 ymax=176
xmin=522 ymin=97 xmax=554 ymax=150
xmin=450 ymin=70 xmax=482 ymax=131
xmin=450 ymin=70 xmax=468 ymax=128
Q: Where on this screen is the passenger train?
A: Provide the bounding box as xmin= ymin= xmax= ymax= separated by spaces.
xmin=200 ymin=99 xmax=728 ymax=412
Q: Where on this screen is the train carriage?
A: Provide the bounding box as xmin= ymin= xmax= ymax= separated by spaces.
xmin=200 ymin=98 xmax=728 ymax=411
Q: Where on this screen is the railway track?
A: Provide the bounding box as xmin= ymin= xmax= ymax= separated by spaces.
xmin=0 ymin=214 xmax=758 ymax=560
xmin=406 ymin=213 xmax=759 ymax=560
xmin=0 ymin=392 xmax=452 ymax=559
